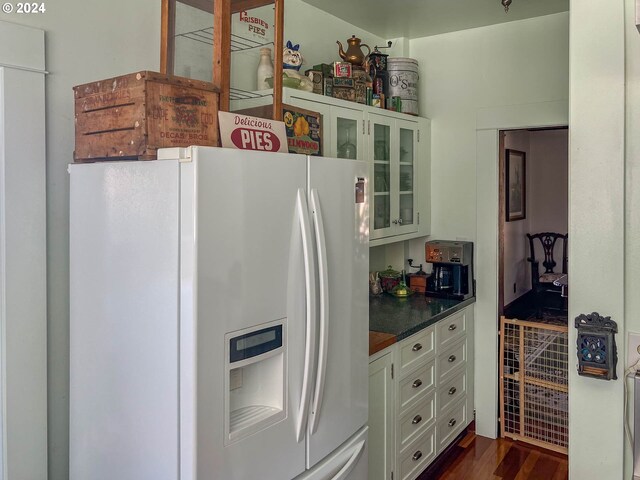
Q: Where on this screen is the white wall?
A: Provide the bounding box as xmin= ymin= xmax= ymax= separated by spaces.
xmin=410 ymin=13 xmax=569 ymax=243
xmin=0 ymin=21 xmax=47 ymax=479
xmin=503 ymin=130 xmax=531 ymax=305
xmin=569 ymin=0 xmax=625 ymax=478
xmin=568 ymin=1 xmax=640 ymax=477
xmin=624 ymin=0 xmax=640 ymax=477
xmin=407 ymin=13 xmax=569 ymax=438
xmin=372 ymin=14 xmax=569 ymax=282
xmin=3 ymin=2 xmax=380 ymax=479
xmin=529 ymin=130 xmax=568 ymax=235
xmin=284 ymin=0 xmax=385 ymax=70
xmin=3 ymin=4 xmax=162 ymax=479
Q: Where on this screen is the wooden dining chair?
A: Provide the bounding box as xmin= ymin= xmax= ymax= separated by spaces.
xmin=526 ymin=232 xmax=568 ymax=319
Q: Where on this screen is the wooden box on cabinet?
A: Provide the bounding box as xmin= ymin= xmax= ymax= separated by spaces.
xmin=73 ymin=71 xmax=219 ymax=162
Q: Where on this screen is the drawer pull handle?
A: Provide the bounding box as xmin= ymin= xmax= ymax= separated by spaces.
xmin=448 ymin=324 xmax=457 ymax=331
xmin=412 ymin=379 xmax=423 ymax=389
xmin=448 ymin=387 xmax=457 ymax=395
xmin=448 ymin=355 xmax=457 ymax=363
xmin=412 ymin=415 xmax=422 ymax=425
xmin=412 ymin=343 xmax=423 ymax=352
xmin=412 ymin=451 xmax=423 ymax=461
xmin=448 ymin=418 xmax=457 ymax=427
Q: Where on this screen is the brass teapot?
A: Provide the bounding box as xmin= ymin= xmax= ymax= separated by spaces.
xmin=337 ymin=35 xmax=371 ymax=66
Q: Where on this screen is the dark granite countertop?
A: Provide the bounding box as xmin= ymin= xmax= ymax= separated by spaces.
xmin=369 ymin=294 xmax=476 ymax=343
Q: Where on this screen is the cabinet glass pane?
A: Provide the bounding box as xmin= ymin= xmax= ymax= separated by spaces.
xmin=400 ymin=128 xmax=414 ymax=164
xmin=399 ymin=165 xmax=413 ymax=191
xmin=374 ymin=164 xmax=390 ymax=193
xmin=230 ymin=4 xmax=275 ymax=100
xmin=336 ymin=117 xmax=358 ymax=159
xmin=373 ymin=124 xmax=390 ymax=161
xmin=374 ymin=195 xmax=391 ymax=230
xmin=173 ymin=1 xmax=215 ymax=81
xmin=399 ymin=128 xmax=414 ymax=226
xmin=399 ymin=194 xmax=413 ymax=225
xmin=399 ymin=127 xmax=414 ymax=190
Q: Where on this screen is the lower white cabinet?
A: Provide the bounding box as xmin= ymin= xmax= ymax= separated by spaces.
xmin=396 ymin=392 xmax=435 ymax=453
xmin=397 ymin=426 xmax=436 ymax=480
xmin=436 ymin=398 xmax=467 ymax=453
xmin=368 ymin=305 xmax=474 ymax=480
xmin=369 ymin=351 xmax=395 ymax=480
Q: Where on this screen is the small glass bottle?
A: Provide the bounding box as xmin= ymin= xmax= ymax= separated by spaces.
xmin=256 ymin=47 xmax=274 ymax=90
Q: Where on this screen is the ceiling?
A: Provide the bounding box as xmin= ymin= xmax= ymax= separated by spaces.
xmin=300 ymin=0 xmax=569 ymax=40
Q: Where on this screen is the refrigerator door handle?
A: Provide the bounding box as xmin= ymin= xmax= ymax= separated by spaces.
xmin=309 ymin=189 xmax=329 ymax=435
xmin=332 ymin=439 xmax=366 ymax=480
xmin=296 ymin=188 xmax=317 ymax=443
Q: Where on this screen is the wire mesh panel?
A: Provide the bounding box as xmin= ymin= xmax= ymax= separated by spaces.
xmin=500 ymin=316 xmax=568 ymax=453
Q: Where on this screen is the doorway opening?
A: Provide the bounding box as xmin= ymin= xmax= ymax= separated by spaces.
xmin=497 ymin=127 xmax=569 ymax=455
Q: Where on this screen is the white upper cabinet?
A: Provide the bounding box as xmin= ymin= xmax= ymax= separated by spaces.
xmin=368 ymin=113 xmax=422 ymax=240
xmin=285 ymin=95 xmax=365 ymax=160
xmin=230 ymin=87 xmax=431 ymax=245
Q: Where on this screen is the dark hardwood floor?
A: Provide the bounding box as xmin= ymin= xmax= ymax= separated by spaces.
xmin=415 ymin=293 xmax=570 ymax=479
xmin=417 ymin=429 xmax=568 ymax=480
xmin=503 ymin=291 xmax=567 ymax=323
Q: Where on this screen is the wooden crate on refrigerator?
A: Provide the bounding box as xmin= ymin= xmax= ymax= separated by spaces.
xmin=74 ymin=71 xmax=220 ymax=162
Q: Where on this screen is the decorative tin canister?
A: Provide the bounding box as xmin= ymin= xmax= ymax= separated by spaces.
xmin=368 ymin=50 xmax=388 ymax=77
xmin=387 ymin=57 xmax=419 ymax=115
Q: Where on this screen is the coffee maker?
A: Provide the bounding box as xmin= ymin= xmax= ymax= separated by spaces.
xmin=425 ymin=240 xmax=474 ymax=300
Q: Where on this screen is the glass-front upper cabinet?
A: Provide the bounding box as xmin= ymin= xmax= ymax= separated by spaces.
xmin=398 ymin=121 xmax=417 ymax=230
xmin=333 ymin=108 xmax=363 ymax=160
xmin=292 ymin=97 xmax=364 ymax=159
xmin=369 ymin=113 xmax=419 ymax=240
xmin=370 ymin=115 xmax=393 ymax=236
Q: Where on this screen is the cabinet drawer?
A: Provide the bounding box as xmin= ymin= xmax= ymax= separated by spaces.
xmin=437 ymin=369 xmax=467 ymax=415
xmin=398 ymin=360 xmax=435 ymax=413
xmin=399 ymin=327 xmax=435 ymax=376
xmin=397 ymin=392 xmax=435 ymax=453
xmin=436 ymin=310 xmax=466 ymax=348
xmin=437 ymin=338 xmax=466 ymax=382
xmin=436 ymin=399 xmax=467 ymax=453
xmin=398 ymin=425 xmax=436 ymax=480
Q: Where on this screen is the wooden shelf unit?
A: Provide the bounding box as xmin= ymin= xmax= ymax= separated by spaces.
xmin=160 ymin=0 xmax=284 ymax=119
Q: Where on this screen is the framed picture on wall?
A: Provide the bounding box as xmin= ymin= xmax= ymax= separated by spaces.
xmin=505 ymin=149 xmax=526 ymax=221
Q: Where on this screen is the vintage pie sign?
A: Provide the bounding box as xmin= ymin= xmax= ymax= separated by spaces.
xmin=218 ymin=111 xmax=288 ymax=153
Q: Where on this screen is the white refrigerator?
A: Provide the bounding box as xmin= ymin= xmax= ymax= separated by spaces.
xmin=69 ymin=146 xmax=369 ymax=480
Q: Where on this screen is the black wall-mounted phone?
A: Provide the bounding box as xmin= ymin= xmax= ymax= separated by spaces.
xmin=575 ymin=312 xmax=618 ymax=380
